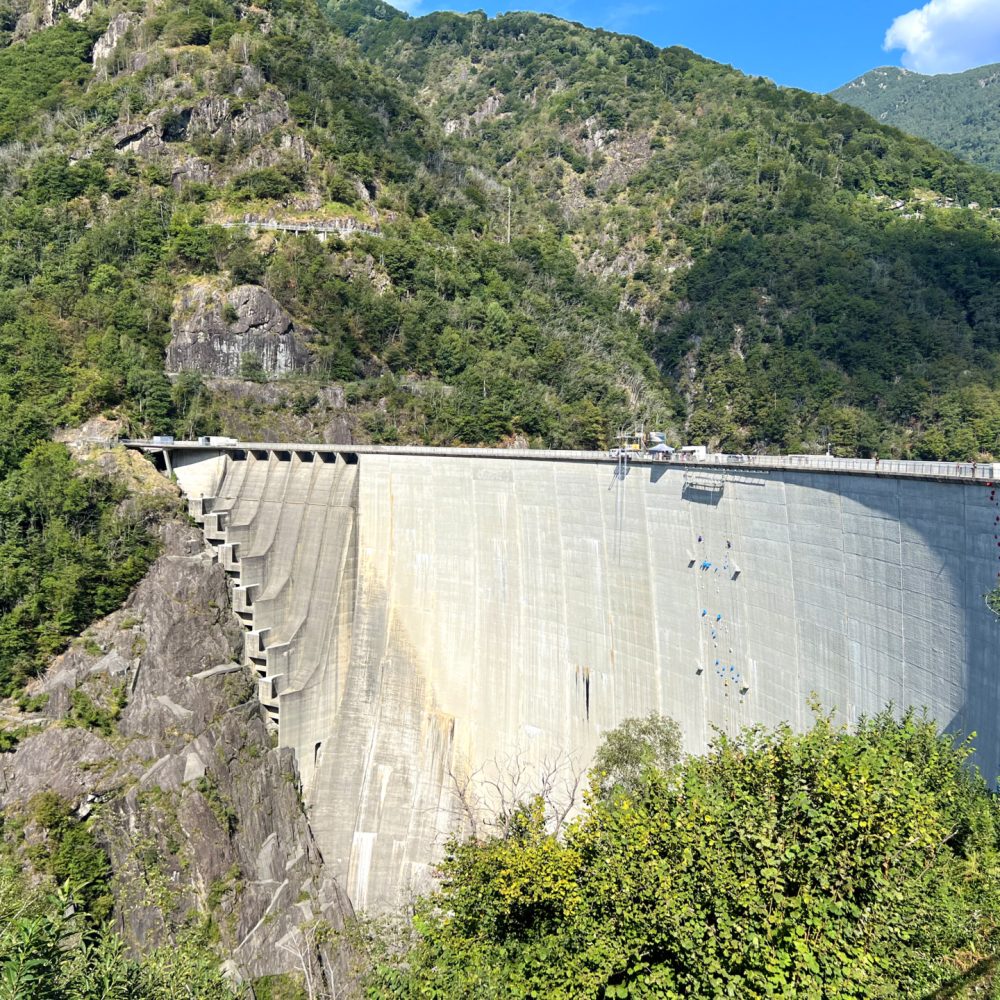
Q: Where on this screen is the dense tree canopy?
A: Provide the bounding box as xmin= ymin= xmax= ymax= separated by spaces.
xmin=364 ymin=710 xmax=1000 ymax=998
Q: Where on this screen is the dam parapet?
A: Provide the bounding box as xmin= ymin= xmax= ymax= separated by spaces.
xmin=130 ymin=437 xmax=1000 ymax=484
xmin=131 ymin=440 xmax=1000 ymax=910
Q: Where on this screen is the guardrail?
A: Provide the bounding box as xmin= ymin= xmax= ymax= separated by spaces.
xmin=121 ymin=440 xmax=1000 ymax=484
xmin=692 ymin=453 xmax=998 ymax=482
xmin=218 ymin=219 xmax=382 ymax=238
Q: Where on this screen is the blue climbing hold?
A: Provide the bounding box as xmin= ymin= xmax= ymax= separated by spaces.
xmin=716 ymin=614 xmax=722 ymax=621
xmin=701 ymin=609 xmax=707 ymax=616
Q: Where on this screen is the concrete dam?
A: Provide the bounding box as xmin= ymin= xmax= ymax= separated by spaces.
xmin=140 ymin=442 xmax=1000 ymax=909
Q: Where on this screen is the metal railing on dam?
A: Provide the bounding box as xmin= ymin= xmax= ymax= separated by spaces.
xmin=124 ymin=437 xmax=1000 ymax=909
xmin=123 ymin=438 xmax=999 ymax=484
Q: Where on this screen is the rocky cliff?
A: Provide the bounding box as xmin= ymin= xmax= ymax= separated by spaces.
xmin=0 ymin=457 xmax=352 ymax=988
xmin=167 ymin=281 xmax=313 ymax=380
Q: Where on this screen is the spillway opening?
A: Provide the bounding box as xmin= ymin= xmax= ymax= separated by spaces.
xmin=342 ymin=452 xmax=359 ymax=465
xmin=318 ymin=452 xmax=336 ymax=464
xmin=299 ymin=451 xmax=315 ymax=463
xmin=276 ymin=450 xmax=292 ymax=462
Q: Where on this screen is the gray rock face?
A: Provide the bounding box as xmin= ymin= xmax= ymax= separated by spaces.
xmin=187 ymin=92 xmax=290 ymax=145
xmin=93 ymin=12 xmax=137 ymax=64
xmin=167 ymin=283 xmax=312 ymax=378
xmin=11 ymin=0 xmax=92 ymax=37
xmin=0 ymin=518 xmax=352 ymax=986
xmin=66 ymin=0 xmax=91 ymax=21
xmin=106 ymin=89 xmax=291 ymax=174
xmin=170 ymin=156 xmax=213 ymax=189
xmin=0 ymin=727 xmax=119 ymax=804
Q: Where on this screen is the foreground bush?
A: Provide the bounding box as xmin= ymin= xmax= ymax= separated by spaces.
xmin=365 ymin=709 xmax=1000 ymax=998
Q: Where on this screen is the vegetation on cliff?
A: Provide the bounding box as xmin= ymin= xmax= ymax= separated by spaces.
xmin=0 ymin=796 xmax=236 ymax=998
xmin=0 ymin=445 xmax=162 ymax=693
xmin=362 ymin=710 xmax=1000 ymax=999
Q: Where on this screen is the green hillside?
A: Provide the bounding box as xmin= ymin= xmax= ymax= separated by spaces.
xmin=329 ymin=1 xmax=1000 ymax=458
xmin=0 ymin=0 xmax=672 ymax=689
xmin=4 ymin=0 xmax=1000 ymax=686
xmin=832 ymin=63 xmax=1000 ymax=172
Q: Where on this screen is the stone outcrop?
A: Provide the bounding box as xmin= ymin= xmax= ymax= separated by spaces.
xmin=93 ymin=11 xmax=138 ymax=64
xmin=170 ymin=155 xmax=214 ymax=188
xmin=66 ymin=0 xmax=91 ymax=20
xmin=109 ymin=89 xmax=291 ymax=171
xmin=444 ymin=91 xmax=504 ymax=137
xmin=188 ymin=92 xmax=290 ymax=145
xmin=11 ymin=0 xmax=93 ymax=36
xmin=167 ymin=282 xmax=312 ymax=379
xmin=0 ymin=513 xmax=353 ymax=987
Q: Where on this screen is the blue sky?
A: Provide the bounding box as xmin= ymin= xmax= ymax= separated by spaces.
xmin=397 ymin=0 xmax=1000 ymax=93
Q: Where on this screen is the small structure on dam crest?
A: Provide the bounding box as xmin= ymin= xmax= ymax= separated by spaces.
xmin=130 ymin=440 xmax=1000 ymax=911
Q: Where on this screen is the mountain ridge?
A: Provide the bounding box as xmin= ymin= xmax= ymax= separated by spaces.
xmin=832 ymin=61 xmax=1000 ymax=172
xmin=326 ymin=1 xmax=1000 ymax=457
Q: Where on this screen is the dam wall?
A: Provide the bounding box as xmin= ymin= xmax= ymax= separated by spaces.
xmin=161 ymin=444 xmax=1000 ymax=909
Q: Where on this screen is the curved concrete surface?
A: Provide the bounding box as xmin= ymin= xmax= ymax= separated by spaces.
xmin=164 ymin=446 xmax=1000 ymax=910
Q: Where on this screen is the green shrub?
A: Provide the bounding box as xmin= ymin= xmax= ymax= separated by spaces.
xmin=67 ymin=684 xmax=126 ymax=736
xmin=370 ymin=709 xmax=1000 ymax=998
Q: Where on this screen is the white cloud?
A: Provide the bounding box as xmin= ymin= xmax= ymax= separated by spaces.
xmin=884 ymin=0 xmax=1000 ymax=74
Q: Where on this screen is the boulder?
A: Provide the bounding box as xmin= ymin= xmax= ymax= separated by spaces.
xmin=166 ymin=282 xmax=312 ymax=378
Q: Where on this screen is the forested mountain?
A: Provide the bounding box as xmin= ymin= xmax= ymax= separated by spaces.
xmin=832 ymin=63 xmax=1000 ymax=172
xmin=4 ymin=1 xmax=1000 ymax=992
xmin=328 ymin=1 xmax=1000 ymax=460
xmin=2 ymin=0 xmax=1000 ymax=691
xmin=2 ymin=0 xmax=1000 ymax=467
